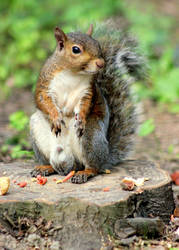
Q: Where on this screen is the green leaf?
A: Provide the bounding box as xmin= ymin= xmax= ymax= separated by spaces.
xmin=139 ymin=119 xmax=155 ymax=137
xmin=168 ymin=144 xmax=174 ymax=154
xmin=152 ymin=68 xmax=179 ymax=103
xmin=11 ymin=145 xmax=34 ymax=159
xmin=9 ymin=111 xmax=29 ymax=132
xmin=169 ymin=104 xmax=179 ymax=114
xmin=1 ymin=145 xmax=9 ymax=153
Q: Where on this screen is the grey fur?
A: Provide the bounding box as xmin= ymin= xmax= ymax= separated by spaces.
xmin=81 ymin=90 xmax=110 ymax=170
xmin=93 ymin=21 xmax=147 ymax=165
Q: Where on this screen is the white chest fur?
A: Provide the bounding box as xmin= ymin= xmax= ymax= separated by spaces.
xmin=48 ymin=70 xmax=92 ymax=116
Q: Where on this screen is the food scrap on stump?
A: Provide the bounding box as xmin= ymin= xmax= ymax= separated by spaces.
xmin=56 ymin=171 xmax=75 ymax=184
xmin=0 ymin=177 xmax=10 ymax=195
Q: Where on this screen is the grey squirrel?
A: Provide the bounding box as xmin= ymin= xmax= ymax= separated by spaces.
xmin=30 ymin=22 xmax=146 ymax=183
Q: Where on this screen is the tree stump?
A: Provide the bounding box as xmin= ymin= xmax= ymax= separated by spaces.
xmin=0 ymin=160 xmax=175 ymax=249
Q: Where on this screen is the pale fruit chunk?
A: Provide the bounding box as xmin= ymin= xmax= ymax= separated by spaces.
xmin=121 ymin=177 xmax=149 ymax=191
xmin=0 ymin=177 xmax=10 ymax=195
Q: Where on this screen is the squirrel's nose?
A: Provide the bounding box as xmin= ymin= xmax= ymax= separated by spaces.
xmin=96 ymin=59 xmax=104 ymax=69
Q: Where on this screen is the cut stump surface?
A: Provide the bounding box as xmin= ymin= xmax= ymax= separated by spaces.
xmin=0 ymin=160 xmax=175 ymax=249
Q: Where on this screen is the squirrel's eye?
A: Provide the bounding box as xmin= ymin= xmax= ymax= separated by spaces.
xmin=72 ymin=46 xmax=81 ymax=54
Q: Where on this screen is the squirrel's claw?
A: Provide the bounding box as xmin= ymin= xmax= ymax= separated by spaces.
xmin=71 ymin=169 xmax=97 ymax=184
xmin=55 ymin=129 xmax=61 ymax=137
xmin=31 ymin=165 xmax=56 ymax=177
xmin=51 ymin=116 xmax=66 ymax=136
xmin=51 ymin=122 xmax=61 ymax=136
xmin=61 ymin=119 xmax=66 ymax=128
xmin=74 ymin=113 xmax=85 ymax=137
xmin=71 ymin=173 xmax=88 ymax=184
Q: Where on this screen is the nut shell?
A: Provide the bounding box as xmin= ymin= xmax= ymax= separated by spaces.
xmin=121 ymin=179 xmax=135 ymax=191
xmin=0 ymin=177 xmax=10 ymax=195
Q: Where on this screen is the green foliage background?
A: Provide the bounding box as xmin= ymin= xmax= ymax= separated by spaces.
xmin=0 ymin=0 xmax=178 ymax=158
xmin=0 ymin=0 xmax=123 ymax=98
xmin=1 ymin=0 xmax=178 ymax=104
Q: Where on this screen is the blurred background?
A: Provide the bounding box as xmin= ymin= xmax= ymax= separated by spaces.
xmin=0 ymin=0 xmax=179 ymax=173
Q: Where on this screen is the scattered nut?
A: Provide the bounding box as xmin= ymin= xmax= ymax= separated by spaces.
xmin=31 ymin=178 xmax=37 ymax=182
xmin=56 ymin=171 xmax=75 ymax=184
xmin=121 ymin=177 xmax=149 ymax=191
xmin=121 ymin=178 xmax=135 ymax=191
xmin=56 ymin=180 xmax=63 ymax=184
xmin=0 ymin=177 xmax=10 ymax=195
xmin=134 ymin=177 xmax=149 ymax=186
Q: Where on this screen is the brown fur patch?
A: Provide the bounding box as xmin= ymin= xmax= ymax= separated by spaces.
xmin=34 ymin=165 xmax=55 ymax=175
xmin=74 ymin=168 xmax=97 ymax=177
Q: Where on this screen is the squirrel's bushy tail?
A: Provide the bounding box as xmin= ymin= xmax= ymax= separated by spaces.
xmin=94 ymin=21 xmax=146 ymax=164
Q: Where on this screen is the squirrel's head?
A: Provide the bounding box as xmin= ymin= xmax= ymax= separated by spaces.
xmin=54 ymin=25 xmax=104 ymax=75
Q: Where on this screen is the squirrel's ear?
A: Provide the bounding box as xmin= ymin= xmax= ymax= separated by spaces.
xmin=54 ymin=27 xmax=67 ymax=50
xmin=86 ymin=24 xmax=93 ymax=36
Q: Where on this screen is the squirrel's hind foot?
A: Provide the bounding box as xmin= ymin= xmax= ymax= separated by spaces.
xmin=71 ymin=169 xmax=97 ymax=184
xmin=31 ymin=165 xmax=56 ymax=177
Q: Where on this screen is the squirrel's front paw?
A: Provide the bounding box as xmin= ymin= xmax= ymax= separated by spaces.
xmin=51 ymin=114 xmax=65 ymax=136
xmin=74 ymin=113 xmax=85 ymax=137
